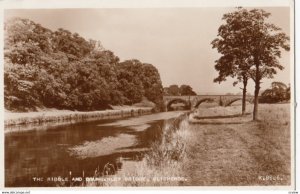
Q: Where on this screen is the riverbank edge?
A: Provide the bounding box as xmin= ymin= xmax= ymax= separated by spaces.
xmin=4 ymin=107 xmax=154 ymax=129
xmin=86 ymin=111 xmax=191 ymax=187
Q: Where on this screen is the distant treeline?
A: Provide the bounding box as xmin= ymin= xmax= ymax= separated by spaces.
xmin=4 ymin=18 xmax=163 ymax=112
xmin=163 ymin=84 xmax=197 ymax=96
xmin=259 ymin=82 xmax=290 ymax=103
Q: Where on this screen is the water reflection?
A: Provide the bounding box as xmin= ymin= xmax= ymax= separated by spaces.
xmin=5 ymin=111 xmax=183 ymax=187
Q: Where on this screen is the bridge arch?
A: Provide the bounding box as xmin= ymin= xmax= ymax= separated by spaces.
xmin=166 ymin=98 xmax=190 ymax=111
xmin=225 ymin=98 xmax=253 ymax=107
xmin=194 ymin=98 xmax=215 ymax=108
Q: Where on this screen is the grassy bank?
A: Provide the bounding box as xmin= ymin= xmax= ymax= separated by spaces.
xmin=5 ymin=107 xmax=153 ymax=132
xmin=185 ymin=103 xmax=291 ymax=186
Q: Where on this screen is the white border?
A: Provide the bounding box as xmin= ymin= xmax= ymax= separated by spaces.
xmin=0 ymin=0 xmax=293 ymax=8
xmin=0 ymin=0 xmax=296 ymax=193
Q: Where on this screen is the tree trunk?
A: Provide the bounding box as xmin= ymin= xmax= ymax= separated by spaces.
xmin=242 ymin=77 xmax=248 ymax=115
xmin=253 ymin=82 xmax=260 ymax=120
xmin=253 ymin=56 xmax=260 ymax=121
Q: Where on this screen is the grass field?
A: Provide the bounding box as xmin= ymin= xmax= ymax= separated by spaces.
xmin=184 ymin=103 xmax=291 ymax=186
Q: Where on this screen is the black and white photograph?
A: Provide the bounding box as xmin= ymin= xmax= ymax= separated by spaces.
xmin=0 ymin=0 xmax=296 ymax=192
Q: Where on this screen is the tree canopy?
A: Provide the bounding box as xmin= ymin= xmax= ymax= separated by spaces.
xmin=4 ymin=17 xmax=164 ymax=111
xmin=212 ymin=8 xmax=289 ymax=120
xmin=164 ymin=84 xmax=197 ymax=96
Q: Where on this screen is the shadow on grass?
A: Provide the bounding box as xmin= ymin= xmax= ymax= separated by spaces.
xmin=189 ymin=121 xmax=247 ymax=125
xmin=193 ymin=112 xmax=251 ymax=120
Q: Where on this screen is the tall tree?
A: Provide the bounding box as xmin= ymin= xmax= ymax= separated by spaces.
xmin=212 ymin=8 xmax=289 ymax=120
xmin=141 ymin=63 xmax=164 ymax=108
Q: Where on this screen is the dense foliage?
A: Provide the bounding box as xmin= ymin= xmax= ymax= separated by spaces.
xmin=259 ymin=82 xmax=290 ymax=103
xmin=212 ymin=8 xmax=289 ymax=120
xmin=163 ymin=84 xmax=197 ymax=96
xmin=4 ymin=18 xmax=163 ymax=111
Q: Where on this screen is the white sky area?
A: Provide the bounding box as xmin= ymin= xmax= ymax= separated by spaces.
xmin=5 ymin=7 xmax=291 ymax=95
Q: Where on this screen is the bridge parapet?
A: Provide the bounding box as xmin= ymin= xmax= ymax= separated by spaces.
xmin=163 ymin=95 xmax=254 ymax=111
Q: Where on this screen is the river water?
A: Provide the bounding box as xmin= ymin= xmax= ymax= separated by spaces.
xmin=5 ymin=111 xmax=184 ymax=187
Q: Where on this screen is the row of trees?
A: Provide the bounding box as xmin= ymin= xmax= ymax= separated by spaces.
xmin=4 ymin=18 xmax=164 ymax=111
xmin=163 ymin=84 xmax=197 ymax=96
xmin=212 ymin=8 xmax=290 ymax=120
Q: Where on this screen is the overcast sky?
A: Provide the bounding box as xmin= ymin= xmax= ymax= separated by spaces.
xmin=5 ymin=7 xmax=291 ymax=94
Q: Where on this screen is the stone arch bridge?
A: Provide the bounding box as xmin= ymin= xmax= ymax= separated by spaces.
xmin=163 ymin=95 xmax=254 ymax=111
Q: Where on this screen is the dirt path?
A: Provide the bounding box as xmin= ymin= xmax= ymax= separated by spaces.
xmin=183 ymin=111 xmax=291 ymax=186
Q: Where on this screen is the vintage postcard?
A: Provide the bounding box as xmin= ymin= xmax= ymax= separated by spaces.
xmin=0 ymin=0 xmax=296 ymax=191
